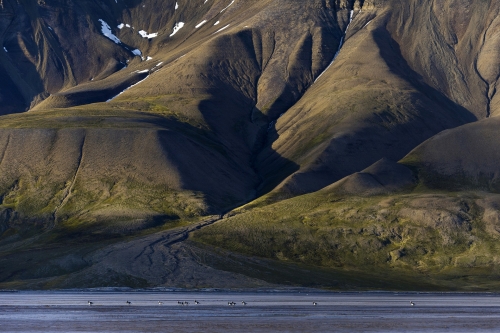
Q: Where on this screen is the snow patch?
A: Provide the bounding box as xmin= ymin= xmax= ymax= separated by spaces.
xmin=126 ymin=24 xmax=131 ymax=28
xmin=170 ymin=22 xmax=185 ymax=37
xmin=195 ymin=20 xmax=207 ymax=28
xmin=175 ymin=2 xmax=178 ymax=10
xmin=131 ymin=49 xmax=142 ymax=56
xmin=347 ymin=10 xmax=354 ymax=31
xmin=220 ymin=0 xmax=234 ymax=12
xmin=138 ymin=30 xmax=158 ymax=38
xmin=135 ymin=69 xmax=150 ymax=73
xmin=363 ymin=20 xmax=372 ymax=28
xmin=155 ymin=62 xmax=163 ymax=67
xmin=215 ymin=24 xmax=230 ymax=33
xmin=48 ymin=26 xmax=53 ymax=31
xmin=107 ymin=75 xmax=150 ymax=102
xmin=146 ymin=56 xmax=153 ymax=61
xmin=3 ymin=47 xmax=7 ymax=52
xmin=117 ymin=23 xmax=125 ymax=29
xmin=314 ymin=10 xmax=354 ymax=83
xmin=214 ymin=21 xmax=220 ymax=26
xmin=99 ymin=19 xmax=121 ymax=44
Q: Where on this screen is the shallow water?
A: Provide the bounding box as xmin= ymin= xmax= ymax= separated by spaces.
xmin=2 ymin=291 xmax=500 ymax=332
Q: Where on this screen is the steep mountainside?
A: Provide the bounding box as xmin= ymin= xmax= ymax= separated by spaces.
xmin=1 ymin=0 xmax=500 ymax=290
xmin=258 ymin=0 xmax=498 ymax=197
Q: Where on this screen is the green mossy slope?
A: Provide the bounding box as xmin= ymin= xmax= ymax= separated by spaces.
xmin=193 ymin=190 xmax=500 ymax=290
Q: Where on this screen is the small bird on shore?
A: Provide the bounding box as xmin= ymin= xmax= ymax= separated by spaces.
xmin=88 ymin=301 xmax=93 ymax=306
xmin=312 ymin=302 xmax=317 ymax=306
xmin=410 ymin=301 xmax=415 ymax=306
xmin=241 ymin=301 xmax=247 ymax=305
xmin=158 ymin=301 xmax=163 ymax=305
xmin=194 ymin=300 xmax=200 ymax=305
xmin=126 ymin=301 xmax=131 ymax=305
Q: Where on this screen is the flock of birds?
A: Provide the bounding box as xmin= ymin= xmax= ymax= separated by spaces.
xmin=88 ymin=299 xmax=245 ymax=306
xmin=86 ymin=300 xmax=417 ymax=307
xmin=87 ymin=300 xmax=319 ymax=307
xmin=86 ymin=300 xmax=318 ymax=307
xmin=176 ymin=301 xmax=200 ymax=305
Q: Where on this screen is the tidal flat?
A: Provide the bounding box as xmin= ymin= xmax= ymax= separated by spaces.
xmin=2 ymin=291 xmax=500 ymax=332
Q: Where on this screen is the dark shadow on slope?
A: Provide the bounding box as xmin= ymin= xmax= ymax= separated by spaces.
xmin=0 ymin=65 xmax=29 ymax=114
xmin=149 ymin=28 xmax=303 ymax=211
xmin=181 ymin=89 xmax=299 ymax=212
xmin=253 ymin=120 xmax=301 ymax=197
xmin=195 ymin=28 xmax=330 ymax=203
xmin=0 ymin=6 xmax=46 ymax=111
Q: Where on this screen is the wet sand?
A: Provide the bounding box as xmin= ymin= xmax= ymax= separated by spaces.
xmin=2 ymin=291 xmax=500 ymax=332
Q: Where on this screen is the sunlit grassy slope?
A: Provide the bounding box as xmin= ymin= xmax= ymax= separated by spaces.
xmin=0 ymin=104 xmax=250 ymax=230
xmin=193 ymin=188 xmax=500 ymax=290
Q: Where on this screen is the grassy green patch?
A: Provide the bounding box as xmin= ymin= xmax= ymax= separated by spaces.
xmin=193 ymin=190 xmax=500 ymax=290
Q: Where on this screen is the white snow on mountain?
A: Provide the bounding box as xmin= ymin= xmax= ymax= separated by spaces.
xmin=170 ymin=22 xmax=185 ymax=36
xmin=99 ymin=19 xmax=121 ymax=44
xmin=195 ymin=20 xmax=207 ymax=28
xmin=138 ymin=30 xmax=158 ymax=38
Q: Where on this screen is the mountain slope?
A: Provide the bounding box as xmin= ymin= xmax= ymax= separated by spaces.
xmin=1 ymin=0 xmax=500 ymax=289
xmin=257 ymin=0 xmax=499 ymax=198
xmin=0 ymin=0 xmax=353 ymax=222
